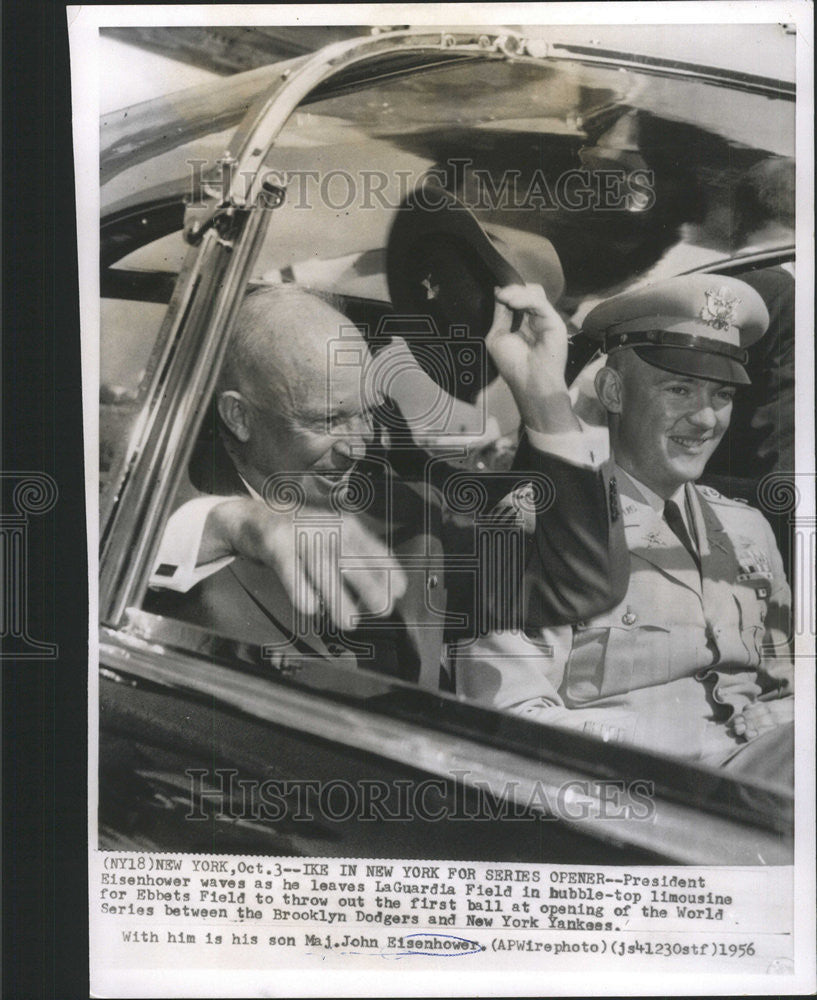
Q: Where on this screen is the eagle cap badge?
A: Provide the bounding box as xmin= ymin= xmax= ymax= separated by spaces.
xmin=700 ymin=286 xmax=740 ymax=331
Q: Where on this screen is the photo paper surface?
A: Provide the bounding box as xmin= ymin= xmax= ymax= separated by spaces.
xmin=69 ymin=4 xmax=815 ymax=996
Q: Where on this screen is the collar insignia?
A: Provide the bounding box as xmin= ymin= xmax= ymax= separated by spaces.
xmin=644 ymin=528 xmax=664 ymax=548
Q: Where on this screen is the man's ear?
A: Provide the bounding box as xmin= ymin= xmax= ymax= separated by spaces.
xmin=595 ymin=366 xmax=623 ymax=414
xmin=217 ymin=391 xmax=251 ymax=443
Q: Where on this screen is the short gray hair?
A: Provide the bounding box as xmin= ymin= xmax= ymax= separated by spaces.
xmin=218 ymin=284 xmax=350 ymax=399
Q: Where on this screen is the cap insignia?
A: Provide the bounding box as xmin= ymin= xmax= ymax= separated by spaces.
xmin=421 ymin=274 xmax=439 ymax=301
xmin=700 ymin=286 xmax=740 ymax=331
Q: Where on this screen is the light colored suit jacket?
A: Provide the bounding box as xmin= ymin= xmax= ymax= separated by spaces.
xmin=457 ymin=473 xmax=792 ymax=764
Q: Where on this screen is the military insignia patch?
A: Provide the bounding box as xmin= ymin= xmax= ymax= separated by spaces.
xmin=609 ymin=477 xmax=620 ymax=522
xmin=700 ymin=286 xmax=740 ymax=331
xmin=644 ymin=529 xmax=664 ymax=548
xmin=737 ymin=546 xmax=773 ymax=579
xmin=736 ymin=575 xmax=770 ymax=600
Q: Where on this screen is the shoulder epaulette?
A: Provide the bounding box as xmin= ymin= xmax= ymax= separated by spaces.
xmin=698 ymin=484 xmax=752 ymax=507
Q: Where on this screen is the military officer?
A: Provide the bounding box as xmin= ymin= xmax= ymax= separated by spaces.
xmin=457 ymin=274 xmax=794 ymax=780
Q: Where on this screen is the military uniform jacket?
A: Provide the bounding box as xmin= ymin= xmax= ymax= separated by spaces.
xmin=457 ymin=472 xmax=792 ymax=763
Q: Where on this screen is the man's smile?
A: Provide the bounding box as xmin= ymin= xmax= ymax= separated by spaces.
xmin=668 ymin=434 xmax=714 ymax=453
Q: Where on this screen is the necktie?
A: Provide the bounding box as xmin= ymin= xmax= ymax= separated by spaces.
xmin=663 ymin=499 xmax=700 ymax=571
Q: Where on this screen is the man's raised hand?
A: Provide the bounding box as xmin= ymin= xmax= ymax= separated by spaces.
xmin=485 ymin=283 xmax=579 ymax=435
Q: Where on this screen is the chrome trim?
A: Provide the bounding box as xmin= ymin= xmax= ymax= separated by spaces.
xmin=687 ymin=246 xmax=795 ymax=274
xmin=99 ymin=32 xmax=528 ymax=613
xmin=222 ymin=28 xmax=794 ymax=210
xmin=100 ymin=207 xmax=268 ymax=623
xmin=99 ymin=236 xmax=203 ymax=533
xmin=100 ymin=36 xmax=488 ymax=621
xmin=222 ymin=31 xmax=497 ymax=209
xmin=543 ymin=41 xmax=795 ymax=97
xmin=100 ymin=624 xmax=791 ymax=865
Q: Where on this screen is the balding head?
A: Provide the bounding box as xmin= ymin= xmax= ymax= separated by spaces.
xmin=216 ymin=285 xmax=377 ymax=493
xmin=219 ymin=285 xmax=350 ymax=417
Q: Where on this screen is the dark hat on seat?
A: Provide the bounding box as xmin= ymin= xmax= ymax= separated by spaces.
xmin=582 ymin=273 xmax=769 ymax=385
xmin=386 ymin=180 xmax=564 ymax=402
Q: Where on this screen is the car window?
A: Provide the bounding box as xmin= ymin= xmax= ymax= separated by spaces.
xmin=100 ymin=222 xmax=191 ymax=498
xmin=100 ymin=298 xmax=167 ymax=489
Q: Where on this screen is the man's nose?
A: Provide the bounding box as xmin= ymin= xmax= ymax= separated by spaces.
xmin=686 ymin=396 xmax=718 ymax=430
xmin=333 ymin=414 xmax=375 ymax=457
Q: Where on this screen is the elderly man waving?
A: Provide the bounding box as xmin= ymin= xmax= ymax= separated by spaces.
xmin=147 ymin=277 xmax=627 ymax=690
